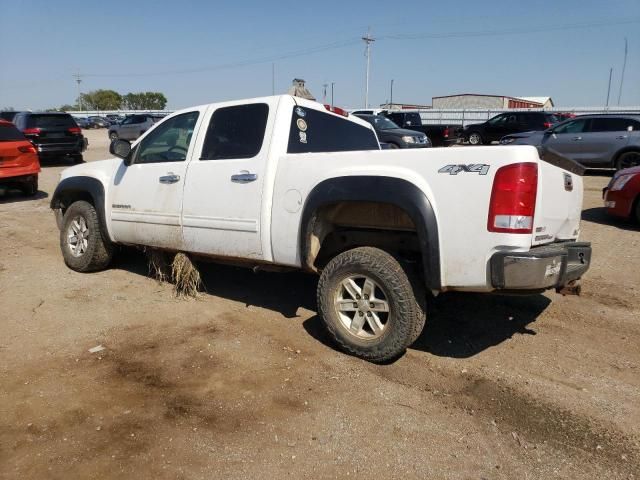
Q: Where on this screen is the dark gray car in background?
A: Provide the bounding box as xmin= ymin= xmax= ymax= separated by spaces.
xmin=500 ymin=114 xmax=640 ymax=170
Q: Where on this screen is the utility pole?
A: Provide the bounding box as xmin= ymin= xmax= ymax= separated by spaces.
xmin=331 ymin=82 xmax=335 ymax=108
xmin=617 ymin=37 xmax=628 ymax=105
xmin=362 ymin=28 xmax=375 ymax=108
xmin=606 ymin=67 xmax=613 ymax=107
xmin=73 ymin=72 xmax=83 ymax=111
xmin=390 ymin=79 xmax=394 ymax=108
xmin=322 ymin=83 xmax=328 ymax=103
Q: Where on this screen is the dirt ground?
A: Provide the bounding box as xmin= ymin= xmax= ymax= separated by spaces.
xmin=1 ymin=129 xmax=639 ymax=479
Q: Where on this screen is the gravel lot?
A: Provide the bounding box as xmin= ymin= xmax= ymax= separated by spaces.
xmin=1 ymin=129 xmax=639 ymax=479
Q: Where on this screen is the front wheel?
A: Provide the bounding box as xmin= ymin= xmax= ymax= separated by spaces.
xmin=317 ymin=247 xmax=426 ymax=363
xmin=468 ymin=132 xmax=483 ymax=145
xmin=60 ymin=200 xmax=114 ymax=272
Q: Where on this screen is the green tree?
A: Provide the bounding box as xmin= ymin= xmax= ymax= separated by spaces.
xmin=79 ymin=89 xmax=122 ymax=110
xmin=58 ymin=104 xmax=77 ymax=112
xmin=123 ymin=91 xmax=167 ymax=110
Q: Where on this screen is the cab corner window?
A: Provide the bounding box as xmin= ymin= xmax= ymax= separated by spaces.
xmin=201 ymin=103 xmax=269 ymax=160
xmin=134 ymin=111 xmax=199 ymax=164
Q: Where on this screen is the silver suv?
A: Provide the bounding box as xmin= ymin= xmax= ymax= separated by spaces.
xmin=501 ymin=114 xmax=640 ymax=170
xmin=108 ymin=114 xmax=163 ymax=141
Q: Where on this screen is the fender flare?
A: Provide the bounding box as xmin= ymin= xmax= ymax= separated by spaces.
xmin=299 ymin=176 xmax=441 ymax=291
xmin=50 ymin=176 xmax=111 ymax=242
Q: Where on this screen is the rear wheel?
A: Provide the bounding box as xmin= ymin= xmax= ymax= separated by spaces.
xmin=468 ymin=132 xmax=483 ymax=145
xmin=21 ymin=176 xmax=38 ymax=196
xmin=109 ymin=131 xmax=118 ymax=140
xmin=60 ymin=200 xmax=114 ymax=272
xmin=317 ymin=247 xmax=426 ymax=363
xmin=616 ymin=151 xmax=640 ymax=171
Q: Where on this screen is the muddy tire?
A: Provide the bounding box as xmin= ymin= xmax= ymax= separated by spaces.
xmin=60 ymin=200 xmax=113 ymax=272
xmin=317 ymin=247 xmax=426 ymax=363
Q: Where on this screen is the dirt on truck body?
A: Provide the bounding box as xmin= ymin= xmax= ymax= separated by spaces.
xmin=0 ymin=130 xmax=639 ymax=479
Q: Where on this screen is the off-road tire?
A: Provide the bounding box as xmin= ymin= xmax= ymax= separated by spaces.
xmin=22 ymin=176 xmax=38 ymax=196
xmin=317 ymin=247 xmax=426 ymax=363
xmin=60 ymin=200 xmax=114 ymax=272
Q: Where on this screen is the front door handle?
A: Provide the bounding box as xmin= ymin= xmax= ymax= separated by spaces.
xmin=616 ymin=135 xmax=628 ymax=140
xmin=159 ymin=173 xmax=180 ymax=184
xmin=231 ymin=171 xmax=258 ymax=183
xmin=572 ymin=136 xmax=582 ymax=141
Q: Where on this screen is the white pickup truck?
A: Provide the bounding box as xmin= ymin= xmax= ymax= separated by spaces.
xmin=51 ymin=95 xmax=591 ymax=362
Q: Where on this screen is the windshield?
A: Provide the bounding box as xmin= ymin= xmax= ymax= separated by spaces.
xmin=365 ymin=116 xmax=400 ymax=130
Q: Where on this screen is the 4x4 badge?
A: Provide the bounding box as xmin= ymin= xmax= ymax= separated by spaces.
xmin=438 ymin=164 xmax=490 ymax=175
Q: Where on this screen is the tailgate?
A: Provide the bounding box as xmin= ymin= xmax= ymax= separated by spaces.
xmin=532 ymin=159 xmax=583 ymax=246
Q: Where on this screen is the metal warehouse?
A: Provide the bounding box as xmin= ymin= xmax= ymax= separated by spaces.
xmin=432 ymin=93 xmax=554 ymax=109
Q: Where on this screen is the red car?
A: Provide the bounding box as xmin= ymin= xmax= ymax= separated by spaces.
xmin=603 ymin=166 xmax=640 ymax=223
xmin=0 ymin=119 xmax=40 ymax=196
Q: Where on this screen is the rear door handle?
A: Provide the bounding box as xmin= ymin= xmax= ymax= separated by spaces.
xmin=159 ymin=173 xmax=180 ymax=184
xmin=616 ymin=135 xmax=628 ymax=139
xmin=572 ymin=136 xmax=582 ymax=141
xmin=231 ymin=171 xmax=258 ymax=183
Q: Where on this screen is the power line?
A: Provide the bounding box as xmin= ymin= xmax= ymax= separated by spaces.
xmin=380 ymin=18 xmax=640 ymax=40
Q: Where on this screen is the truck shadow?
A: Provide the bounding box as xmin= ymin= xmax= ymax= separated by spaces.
xmin=113 ymin=249 xmax=550 ymax=360
xmin=582 ymin=207 xmax=639 ymax=231
xmin=0 ymin=189 xmax=48 ymax=204
xmin=409 ymin=292 xmax=549 ymax=358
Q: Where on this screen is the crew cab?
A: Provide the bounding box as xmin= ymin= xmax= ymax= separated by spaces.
xmin=50 ymin=95 xmax=592 ymax=362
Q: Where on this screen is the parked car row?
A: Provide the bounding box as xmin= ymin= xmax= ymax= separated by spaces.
xmin=500 ymin=114 xmax=640 ymax=170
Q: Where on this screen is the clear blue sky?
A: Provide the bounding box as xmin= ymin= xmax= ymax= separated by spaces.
xmin=1 ymin=0 xmax=639 ymax=110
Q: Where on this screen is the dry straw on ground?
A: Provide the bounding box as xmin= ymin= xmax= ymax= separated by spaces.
xmin=146 ymin=249 xmax=202 ymax=298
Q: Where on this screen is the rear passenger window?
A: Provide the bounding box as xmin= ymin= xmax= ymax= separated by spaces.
xmin=287 ymin=107 xmax=379 ymax=154
xmin=201 ymin=103 xmax=269 ymax=160
xmin=590 ymin=118 xmax=638 ymax=132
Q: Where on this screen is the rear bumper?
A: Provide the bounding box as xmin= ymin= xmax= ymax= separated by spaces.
xmin=490 ymin=242 xmax=591 ymax=292
xmin=36 ymin=139 xmax=86 ymax=156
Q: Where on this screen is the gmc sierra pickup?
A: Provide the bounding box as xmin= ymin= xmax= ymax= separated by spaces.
xmin=51 ymin=95 xmax=591 ymax=362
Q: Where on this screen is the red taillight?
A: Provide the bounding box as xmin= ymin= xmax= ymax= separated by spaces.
xmin=487 ymin=162 xmax=538 ymax=234
xmin=68 ymin=126 xmax=82 ymax=134
xmin=443 ymin=127 xmax=449 ymax=139
xmin=543 ymin=122 xmax=553 ymax=129
xmin=23 ymin=128 xmax=41 ymax=135
xmin=323 ymin=104 xmax=349 ymax=117
xmin=18 ymin=144 xmax=37 ymax=154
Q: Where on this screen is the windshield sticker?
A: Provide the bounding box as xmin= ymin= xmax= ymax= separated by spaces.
xmin=295 ymin=107 xmax=306 ymax=117
xmin=438 ymin=164 xmax=490 ymax=175
xmin=299 ymin=131 xmax=307 ymax=144
xmin=296 ymin=118 xmax=308 ymax=131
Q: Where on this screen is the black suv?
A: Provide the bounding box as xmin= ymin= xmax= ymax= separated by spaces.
xmin=12 ymin=112 xmax=87 ymax=163
xmin=463 ymin=111 xmax=560 ymax=145
xmin=0 ymin=111 xmax=19 ymax=122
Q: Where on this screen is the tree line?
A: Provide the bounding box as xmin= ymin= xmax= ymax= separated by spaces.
xmin=58 ymin=89 xmax=168 ymax=111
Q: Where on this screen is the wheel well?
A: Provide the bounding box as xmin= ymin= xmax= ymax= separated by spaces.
xmin=612 ymin=147 xmax=640 ymax=167
xmin=56 ymin=190 xmax=95 ymax=214
xmin=304 ymin=201 xmax=420 ymax=270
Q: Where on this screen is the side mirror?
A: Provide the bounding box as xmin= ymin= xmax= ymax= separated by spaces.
xmin=110 ymin=139 xmax=132 ymax=164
